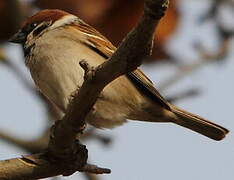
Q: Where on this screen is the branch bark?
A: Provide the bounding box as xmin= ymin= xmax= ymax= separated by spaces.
xmin=0 ymin=154 xmax=110 ymax=180
xmin=0 ymin=0 xmax=169 ymax=179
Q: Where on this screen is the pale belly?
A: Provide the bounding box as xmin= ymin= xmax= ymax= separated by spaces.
xmin=26 ymin=33 xmax=150 ymax=128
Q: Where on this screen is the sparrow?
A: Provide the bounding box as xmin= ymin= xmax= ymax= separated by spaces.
xmin=10 ymin=9 xmax=228 ymax=140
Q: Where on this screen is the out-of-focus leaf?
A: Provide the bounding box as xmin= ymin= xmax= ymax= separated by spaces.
xmin=35 ymin=0 xmax=113 ymax=19
xmin=92 ymin=0 xmax=179 ymax=62
xmin=34 ymin=0 xmax=180 ymax=62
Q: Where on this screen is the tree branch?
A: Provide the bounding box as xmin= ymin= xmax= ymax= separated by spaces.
xmin=0 ymin=0 xmax=169 ymax=179
xmin=0 ymin=154 xmax=110 ymax=180
xmin=158 ymin=36 xmax=231 ymax=91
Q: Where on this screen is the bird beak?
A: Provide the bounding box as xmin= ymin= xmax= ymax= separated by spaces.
xmin=9 ymin=30 xmax=26 ymax=44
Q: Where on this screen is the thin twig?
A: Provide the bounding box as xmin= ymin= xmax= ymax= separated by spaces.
xmin=158 ymin=37 xmax=231 ymax=91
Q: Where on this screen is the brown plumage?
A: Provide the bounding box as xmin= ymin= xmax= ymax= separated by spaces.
xmin=10 ymin=9 xmax=228 ymax=141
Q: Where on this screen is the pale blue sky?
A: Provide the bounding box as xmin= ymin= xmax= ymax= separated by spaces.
xmin=0 ymin=0 xmax=233 ymax=180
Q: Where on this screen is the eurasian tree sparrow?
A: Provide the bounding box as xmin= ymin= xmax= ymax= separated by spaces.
xmin=10 ymin=9 xmax=228 ymax=140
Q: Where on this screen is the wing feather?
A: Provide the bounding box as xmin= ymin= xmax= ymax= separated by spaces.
xmin=70 ymin=20 xmax=171 ymax=110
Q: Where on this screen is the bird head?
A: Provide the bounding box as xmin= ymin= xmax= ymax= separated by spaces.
xmin=9 ymin=9 xmax=76 ymax=44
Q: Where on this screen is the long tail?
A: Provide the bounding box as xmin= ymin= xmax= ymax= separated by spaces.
xmin=170 ymin=105 xmax=229 ymax=141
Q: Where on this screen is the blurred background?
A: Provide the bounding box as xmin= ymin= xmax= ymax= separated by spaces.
xmin=0 ymin=0 xmax=234 ymax=180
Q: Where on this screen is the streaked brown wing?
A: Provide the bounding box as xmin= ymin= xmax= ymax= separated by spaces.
xmin=72 ymin=20 xmax=171 ymax=110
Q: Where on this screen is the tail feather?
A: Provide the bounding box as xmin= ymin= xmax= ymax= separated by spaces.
xmin=171 ymin=105 xmax=229 ymax=141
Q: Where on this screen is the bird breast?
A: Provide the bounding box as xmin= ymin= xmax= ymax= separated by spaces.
xmin=26 ymin=27 xmax=148 ymax=128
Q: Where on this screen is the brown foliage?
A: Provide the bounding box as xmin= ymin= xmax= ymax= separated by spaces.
xmin=35 ymin=0 xmax=179 ymax=61
xmin=0 ymin=0 xmax=28 ymax=41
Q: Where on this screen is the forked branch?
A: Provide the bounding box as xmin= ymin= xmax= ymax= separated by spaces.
xmin=0 ymin=0 xmax=169 ymax=179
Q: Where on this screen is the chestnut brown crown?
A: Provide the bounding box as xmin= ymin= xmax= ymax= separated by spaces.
xmin=22 ymin=9 xmax=70 ymax=28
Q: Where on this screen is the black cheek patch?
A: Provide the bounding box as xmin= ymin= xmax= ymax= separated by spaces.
xmin=33 ymin=24 xmax=49 ymax=36
xmin=23 ymin=43 xmax=35 ymax=57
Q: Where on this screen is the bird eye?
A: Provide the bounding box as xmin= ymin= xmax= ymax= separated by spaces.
xmin=22 ymin=22 xmax=39 ymax=34
xmin=31 ymin=23 xmax=38 ymax=28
